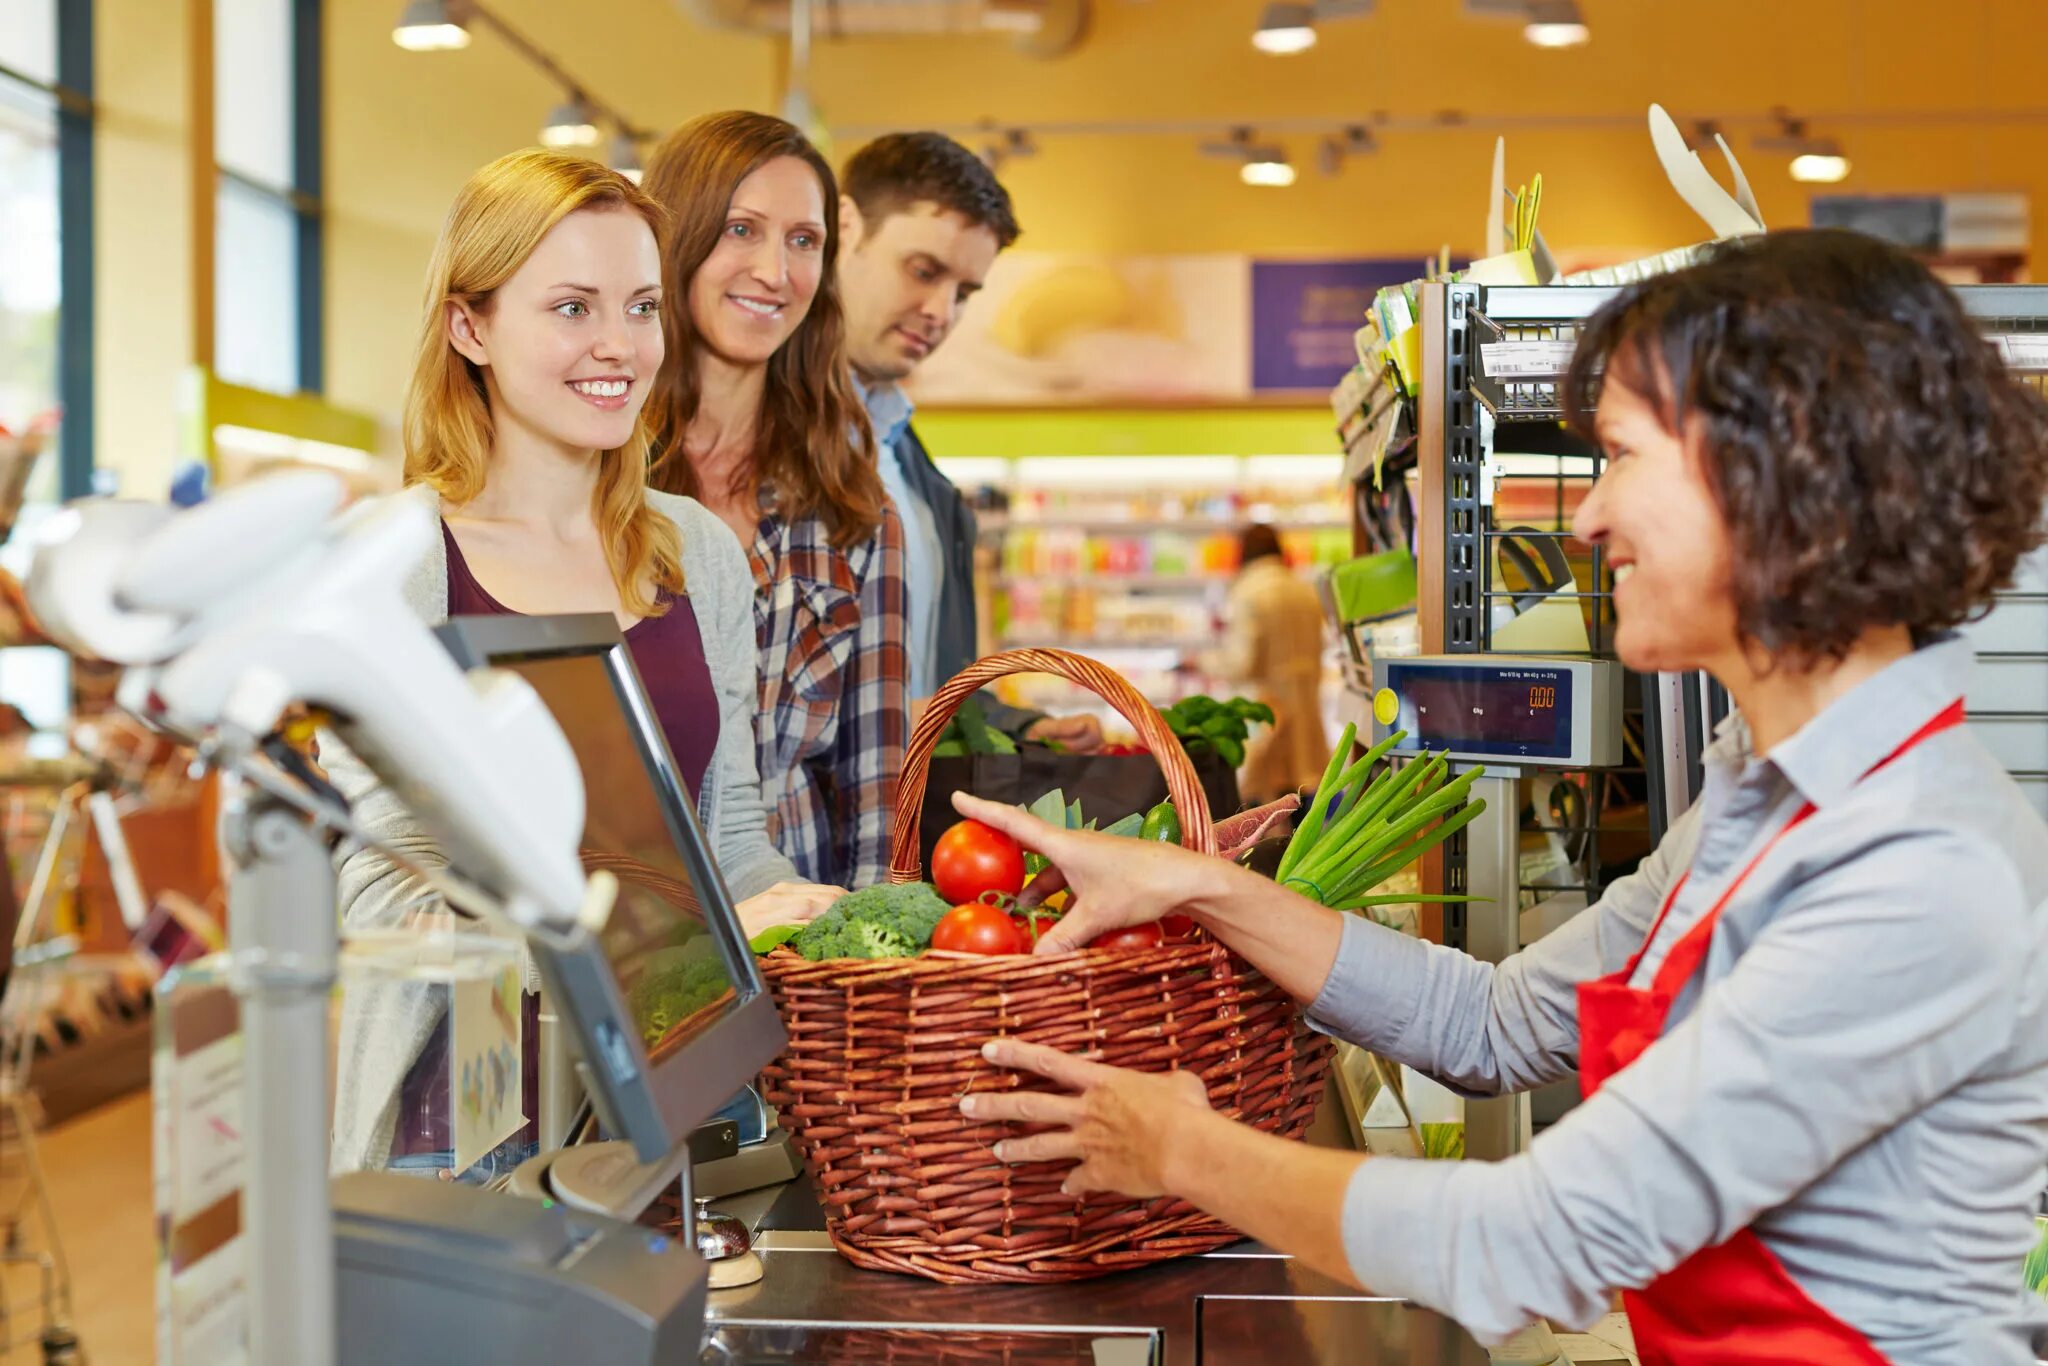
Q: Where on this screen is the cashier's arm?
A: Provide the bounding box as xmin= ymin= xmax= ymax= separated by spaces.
xmin=966 ymin=794 xmax=2031 ymax=1338
xmin=953 ymin=791 xmax=1665 ymax=1094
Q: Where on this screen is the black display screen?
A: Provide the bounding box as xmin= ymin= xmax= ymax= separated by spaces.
xmin=1387 ymin=662 xmax=1574 ymax=760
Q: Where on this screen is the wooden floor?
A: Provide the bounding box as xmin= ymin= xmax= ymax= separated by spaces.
xmin=0 ymin=1090 xmax=152 ymax=1366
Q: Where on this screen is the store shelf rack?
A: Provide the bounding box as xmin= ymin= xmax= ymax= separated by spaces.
xmin=1411 ymin=282 xmax=1650 ymax=932
xmin=1412 ymin=280 xmax=2048 ymax=932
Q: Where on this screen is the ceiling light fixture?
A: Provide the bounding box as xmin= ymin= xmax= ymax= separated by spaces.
xmin=1201 ymin=128 xmax=1297 ymax=187
xmin=1789 ymin=148 xmax=1851 ymax=184
xmin=1756 ymin=111 xmax=1850 ymax=184
xmin=1241 ymin=156 xmax=1298 ymax=187
xmin=1521 ymin=0 xmax=1589 ymax=47
xmin=392 ymin=0 xmax=471 ymax=50
xmin=1253 ymin=2 xmax=1318 ymax=54
xmin=1462 ymin=0 xmax=1588 ymax=48
xmin=541 ymin=95 xmax=604 ymax=149
xmin=980 ymin=127 xmax=1039 ymax=172
xmin=1317 ymin=124 xmax=1378 ymax=176
xmin=1252 ymin=0 xmax=1373 ymax=55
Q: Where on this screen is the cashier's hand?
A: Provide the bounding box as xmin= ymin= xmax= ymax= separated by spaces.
xmin=950 ymin=792 xmax=1213 ymax=953
xmin=736 ymin=882 xmax=844 ymax=939
xmin=961 ymin=1038 xmax=1215 ymax=1199
xmin=1023 ymin=713 xmax=1105 ymax=753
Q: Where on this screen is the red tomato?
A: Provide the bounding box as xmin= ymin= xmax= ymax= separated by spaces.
xmin=932 ymin=903 xmax=1026 ymax=956
xmin=931 ymin=820 xmax=1026 ymax=906
xmin=1161 ymin=914 xmax=1197 ymax=940
xmin=1011 ymin=910 xmax=1057 ymax=944
xmin=1088 ymin=923 xmax=1166 ymax=951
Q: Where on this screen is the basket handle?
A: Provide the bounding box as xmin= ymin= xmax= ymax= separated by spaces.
xmin=889 ymin=647 xmax=1217 ymax=884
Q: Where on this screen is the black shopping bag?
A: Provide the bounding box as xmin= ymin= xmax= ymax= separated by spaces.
xmin=914 ymin=748 xmax=1241 ymax=877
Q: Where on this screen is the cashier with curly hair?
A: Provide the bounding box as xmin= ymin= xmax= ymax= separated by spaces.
xmin=954 ymin=230 xmax=2048 ymax=1365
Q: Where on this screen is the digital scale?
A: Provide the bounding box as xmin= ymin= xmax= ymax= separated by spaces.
xmin=1361 ymin=655 xmax=1624 ymax=1163
xmin=1368 ymin=656 xmax=1622 ymax=768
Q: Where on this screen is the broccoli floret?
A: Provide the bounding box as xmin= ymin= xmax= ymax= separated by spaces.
xmin=853 ymin=921 xmax=913 ymax=958
xmin=790 ymin=882 xmax=954 ymax=961
xmin=629 ymin=936 xmax=731 ymax=1045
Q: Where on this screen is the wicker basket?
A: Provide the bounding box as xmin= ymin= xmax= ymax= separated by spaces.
xmin=758 ymin=648 xmax=1332 ymax=1283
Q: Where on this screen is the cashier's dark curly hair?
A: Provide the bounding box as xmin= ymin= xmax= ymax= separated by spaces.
xmin=1565 ymin=228 xmax=2048 ymax=668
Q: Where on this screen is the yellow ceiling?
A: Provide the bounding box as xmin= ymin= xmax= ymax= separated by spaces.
xmin=317 ymin=0 xmax=2048 ymax=437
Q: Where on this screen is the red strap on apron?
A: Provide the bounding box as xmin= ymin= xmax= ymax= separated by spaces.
xmin=1573 ymin=698 xmax=1964 ymax=1366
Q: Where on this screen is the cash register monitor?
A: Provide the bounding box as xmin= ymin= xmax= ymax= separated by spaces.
xmin=435 ymin=613 xmax=785 ymax=1163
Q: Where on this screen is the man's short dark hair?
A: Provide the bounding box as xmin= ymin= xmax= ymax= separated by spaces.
xmin=842 ymin=132 xmax=1021 ymax=249
xmin=1565 ymin=228 xmax=2048 ymax=668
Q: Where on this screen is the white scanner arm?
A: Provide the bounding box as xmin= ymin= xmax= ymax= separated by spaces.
xmin=25 ymin=471 xmax=590 ymax=932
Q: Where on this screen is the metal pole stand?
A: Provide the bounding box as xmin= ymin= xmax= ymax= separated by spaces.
xmin=222 ymin=777 xmax=337 ymax=1366
xmin=1458 ymin=768 xmax=1530 ymax=1164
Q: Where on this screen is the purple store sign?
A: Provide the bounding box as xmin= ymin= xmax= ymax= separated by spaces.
xmin=1251 ymin=259 xmax=1419 ymax=392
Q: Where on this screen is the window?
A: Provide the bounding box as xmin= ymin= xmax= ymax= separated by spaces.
xmin=0 ymin=1 xmax=71 ymax=507
xmin=214 ymin=0 xmax=321 ymax=396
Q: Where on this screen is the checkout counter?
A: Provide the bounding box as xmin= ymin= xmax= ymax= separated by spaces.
xmin=434 ymin=614 xmax=1491 ymax=1365
xmin=692 ymin=1129 xmax=1487 ymax=1365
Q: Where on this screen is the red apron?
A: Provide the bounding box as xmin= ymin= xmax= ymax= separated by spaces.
xmin=1575 ymin=699 xmax=1965 ymax=1366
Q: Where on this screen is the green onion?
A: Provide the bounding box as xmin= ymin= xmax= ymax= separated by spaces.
xmin=1338 ymin=893 xmax=1488 ymax=909
xmin=1294 ymin=752 xmax=1446 ymax=887
xmin=1326 ymin=795 xmax=1488 ymax=904
xmin=1277 ymin=723 xmax=1358 ymax=884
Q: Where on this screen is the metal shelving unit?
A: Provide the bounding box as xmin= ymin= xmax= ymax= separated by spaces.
xmin=1413 ymin=280 xmax=2048 ymax=934
xmin=1959 ymin=288 xmax=2048 ymax=825
xmin=1416 ymin=282 xmax=1657 ymax=938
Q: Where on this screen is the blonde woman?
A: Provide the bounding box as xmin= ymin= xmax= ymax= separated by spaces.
xmin=328 ymin=149 xmax=835 ymax=1180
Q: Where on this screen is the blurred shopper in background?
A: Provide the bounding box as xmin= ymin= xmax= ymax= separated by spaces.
xmin=1211 ymin=523 xmax=1330 ymax=803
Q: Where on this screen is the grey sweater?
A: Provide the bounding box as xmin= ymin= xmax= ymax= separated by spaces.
xmin=326 ymin=483 xmax=795 ymax=1174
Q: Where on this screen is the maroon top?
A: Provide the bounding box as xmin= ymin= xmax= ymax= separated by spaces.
xmin=391 ymin=521 xmax=722 ymax=1160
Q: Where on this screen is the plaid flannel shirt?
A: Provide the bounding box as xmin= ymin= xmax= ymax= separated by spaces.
xmin=748 ymin=501 xmax=908 ymax=889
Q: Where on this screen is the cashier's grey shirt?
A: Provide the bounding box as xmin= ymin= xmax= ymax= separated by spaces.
xmin=1306 ymin=634 xmax=2048 ymax=1361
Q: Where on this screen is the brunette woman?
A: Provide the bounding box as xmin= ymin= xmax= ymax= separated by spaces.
xmin=642 ymin=112 xmax=907 ymax=891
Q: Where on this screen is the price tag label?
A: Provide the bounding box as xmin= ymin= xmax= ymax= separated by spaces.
xmin=1993 ymin=334 xmax=2048 ymax=373
xmin=1480 ymin=339 xmax=1577 ymax=379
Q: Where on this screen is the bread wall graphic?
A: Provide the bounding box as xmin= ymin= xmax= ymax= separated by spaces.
xmin=907 ymin=252 xmax=1252 ymax=403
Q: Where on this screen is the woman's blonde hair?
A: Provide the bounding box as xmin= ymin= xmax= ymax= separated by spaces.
xmin=404 ymin=148 xmax=684 ymax=616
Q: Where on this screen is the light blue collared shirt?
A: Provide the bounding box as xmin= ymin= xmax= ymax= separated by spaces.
xmin=860 ymin=378 xmax=943 ymax=698
xmin=1308 ymin=635 xmax=2048 ymax=1362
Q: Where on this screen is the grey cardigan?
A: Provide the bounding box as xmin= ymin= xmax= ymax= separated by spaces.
xmin=326 ymin=483 xmax=795 ymax=1174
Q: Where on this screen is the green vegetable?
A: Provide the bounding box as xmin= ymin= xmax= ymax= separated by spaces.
xmin=1020 ymin=788 xmax=1100 ymax=875
xmin=628 ymin=936 xmax=731 ymax=1046
xmin=789 ymin=882 xmax=955 ymax=961
xmin=931 ymin=695 xmax=1018 ymax=757
xmin=749 ymin=924 xmax=803 ymax=955
xmin=1139 ymin=799 xmax=1180 ymax=845
xmin=1099 ymin=811 xmax=1145 ymax=839
xmin=1270 ymin=727 xmax=1488 ymax=912
xmin=1161 ymin=695 xmax=1274 ymax=769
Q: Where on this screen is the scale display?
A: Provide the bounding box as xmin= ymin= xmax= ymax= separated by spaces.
xmin=1382 ymin=661 xmax=1577 ymax=762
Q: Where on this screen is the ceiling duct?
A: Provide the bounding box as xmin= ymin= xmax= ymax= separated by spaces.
xmin=674 ymin=0 xmax=1088 ymax=55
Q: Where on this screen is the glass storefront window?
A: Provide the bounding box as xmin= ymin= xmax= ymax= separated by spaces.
xmin=0 ymin=74 xmax=60 ymax=509
xmin=216 ymin=176 xmax=301 ymax=398
xmin=0 ymin=6 xmax=57 ymax=88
